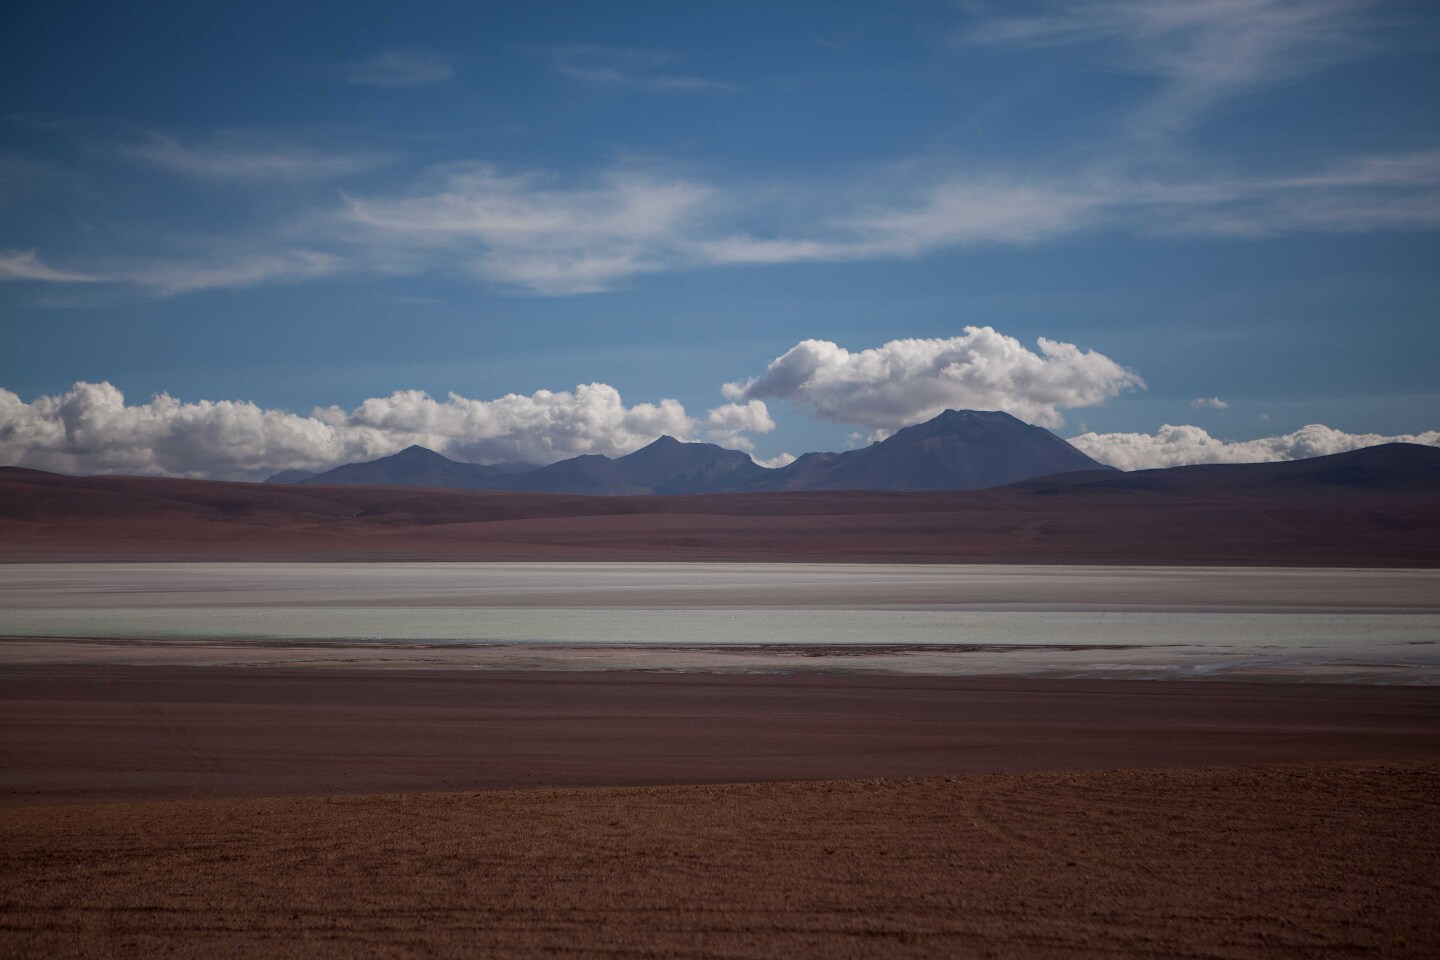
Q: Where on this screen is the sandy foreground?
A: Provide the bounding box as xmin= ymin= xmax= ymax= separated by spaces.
xmin=2 ymin=761 xmax=1436 ymax=959
xmin=3 ymin=667 xmax=1438 ymax=958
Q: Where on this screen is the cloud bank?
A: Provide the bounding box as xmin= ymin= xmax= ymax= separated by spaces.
xmin=723 ymin=328 xmax=1143 ymax=429
xmin=4 ymin=380 xmax=1432 ymax=481
xmin=1070 ymin=423 xmax=1440 ymax=471
xmin=0 ymin=381 xmax=772 ymax=481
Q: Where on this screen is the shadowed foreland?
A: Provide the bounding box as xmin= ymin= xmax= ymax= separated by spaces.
xmin=3 ymin=443 xmax=1438 ymax=564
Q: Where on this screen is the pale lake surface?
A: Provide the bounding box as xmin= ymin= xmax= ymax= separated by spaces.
xmin=1 ymin=563 xmax=1437 ymax=683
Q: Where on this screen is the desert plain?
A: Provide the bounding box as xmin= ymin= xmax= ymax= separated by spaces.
xmin=2 ymin=553 xmax=1438 ymax=958
xmin=3 ymin=455 xmax=1440 ymax=958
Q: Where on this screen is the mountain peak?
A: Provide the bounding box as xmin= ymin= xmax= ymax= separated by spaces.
xmin=295 ymin=444 xmax=500 ymax=490
xmin=928 ymin=409 xmax=1022 ymax=426
xmin=752 ymin=407 xmax=1110 ymax=492
xmin=286 ymin=408 xmax=1109 ymax=495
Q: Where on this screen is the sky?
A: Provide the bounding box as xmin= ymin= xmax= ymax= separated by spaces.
xmin=1 ymin=0 xmax=1438 ymax=479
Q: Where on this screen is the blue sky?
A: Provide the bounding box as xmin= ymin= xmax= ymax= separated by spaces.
xmin=1 ymin=0 xmax=1438 ymax=478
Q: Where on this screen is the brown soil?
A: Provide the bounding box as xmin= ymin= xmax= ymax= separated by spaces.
xmin=2 ymin=760 xmax=1436 ymax=959
xmin=3 ymin=466 xmax=1438 ymax=565
xmin=3 ymin=666 xmax=1437 ymax=805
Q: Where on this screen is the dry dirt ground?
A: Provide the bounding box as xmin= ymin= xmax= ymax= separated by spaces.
xmin=2 ymin=760 xmax=1436 ymax=959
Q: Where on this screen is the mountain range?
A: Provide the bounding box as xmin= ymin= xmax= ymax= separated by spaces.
xmin=4 ymin=443 xmax=1437 ymax=566
xmin=268 ymin=409 xmax=1113 ymax=494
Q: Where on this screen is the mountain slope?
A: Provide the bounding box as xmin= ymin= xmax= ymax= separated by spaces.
xmin=298 ymin=445 xmax=506 ymax=490
xmin=750 ymin=410 xmax=1113 ymax=492
xmin=512 ymin=436 xmax=772 ymax=495
xmin=617 ymin=436 xmax=771 ymax=494
xmin=1017 ymin=442 xmax=1440 ymax=496
xmin=3 ymin=443 xmax=1436 ymax=565
xmin=268 ymin=410 xmax=1113 ymax=495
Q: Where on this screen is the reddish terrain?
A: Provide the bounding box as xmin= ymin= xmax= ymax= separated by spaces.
xmin=3 ymin=666 xmax=1437 ymax=804
xmin=3 ymin=665 xmax=1437 ymax=958
xmin=2 ymin=442 xmax=1438 ymax=564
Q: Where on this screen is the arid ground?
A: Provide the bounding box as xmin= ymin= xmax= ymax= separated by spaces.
xmin=3 ymin=456 xmax=1438 ymax=565
xmin=1 ymin=667 xmax=1438 ymax=958
xmin=3 ymin=451 xmax=1437 ymax=959
xmin=1 ymin=758 xmax=1435 ymax=959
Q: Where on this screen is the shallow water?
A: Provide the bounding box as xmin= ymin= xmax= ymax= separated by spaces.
xmin=1 ymin=563 xmax=1436 ymax=682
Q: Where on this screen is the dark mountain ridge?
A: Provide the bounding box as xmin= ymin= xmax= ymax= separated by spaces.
xmin=753 ymin=410 xmax=1112 ymax=492
xmin=4 ymin=443 xmax=1438 ymax=566
xmin=1016 ymin=442 xmax=1440 ymax=496
xmin=291 ymin=444 xmax=505 ymax=490
xmin=274 ymin=409 xmax=1112 ymax=495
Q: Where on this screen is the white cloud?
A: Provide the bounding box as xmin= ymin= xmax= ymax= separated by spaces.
xmin=964 ymin=0 xmax=1370 ymax=140
xmin=339 ymin=163 xmax=715 ymax=294
xmin=345 ymin=50 xmax=454 ymax=88
xmin=20 ymin=138 xmax=1440 ymax=300
xmin=1137 ymin=150 xmax=1440 ymax=237
xmin=1190 ymin=396 xmax=1228 ymax=409
xmin=752 ymin=451 xmax=796 ymax=469
xmin=1070 ymin=422 xmax=1440 ymax=470
xmin=119 ymin=133 xmax=387 ymax=181
xmin=704 ymin=400 xmax=775 ymax=450
xmin=0 ymin=382 xmax=352 ymax=480
xmin=543 ymin=46 xmax=730 ymax=92
xmin=126 ymin=249 xmax=344 ymax=297
xmin=700 ymin=179 xmax=1099 ymax=266
xmin=723 ymin=327 xmax=1144 ymax=430
xmin=0 ymin=249 xmax=102 ymax=283
xmin=0 ymin=381 xmax=774 ymax=481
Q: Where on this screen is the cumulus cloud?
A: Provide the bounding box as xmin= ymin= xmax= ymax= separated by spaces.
xmin=315 ymin=383 xmax=699 ymax=467
xmin=0 ymin=381 xmax=774 ymax=481
xmin=703 ymin=400 xmax=775 ymax=451
xmin=0 ymin=249 xmax=102 ymax=283
xmin=1070 ymin=423 xmax=1440 ymax=471
xmin=752 ymin=451 xmax=796 ymax=469
xmin=345 ymin=49 xmax=454 ymax=88
xmin=0 ymin=382 xmax=351 ymax=480
xmin=1190 ymin=396 xmax=1228 ymax=409
xmin=722 ymin=327 xmax=1144 ymax=430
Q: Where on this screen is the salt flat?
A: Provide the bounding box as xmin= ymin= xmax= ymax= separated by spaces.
xmin=4 ymin=561 xmax=1438 ymax=610
xmin=1 ymin=563 xmax=1437 ymax=681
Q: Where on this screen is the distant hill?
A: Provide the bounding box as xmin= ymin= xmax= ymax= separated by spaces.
xmin=296 ymin=445 xmax=506 ymax=490
xmin=263 ymin=469 xmax=318 ymax=484
xmin=274 ymin=409 xmax=1110 ymax=494
xmin=1018 ymin=442 xmax=1440 ymax=496
xmin=750 ymin=410 xmax=1113 ymax=491
xmin=3 ymin=443 xmax=1437 ymax=565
